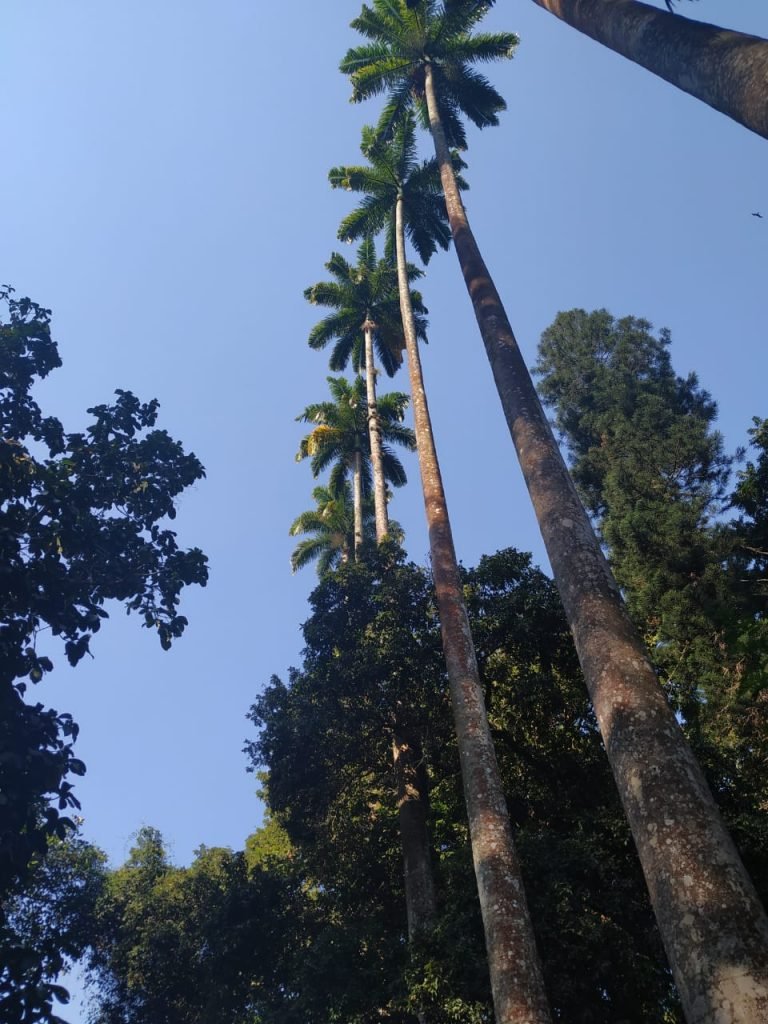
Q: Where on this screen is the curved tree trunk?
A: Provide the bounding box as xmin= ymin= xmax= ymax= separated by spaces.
xmin=352 ymin=448 xmax=364 ymax=560
xmin=395 ymin=193 xmax=551 ymax=1024
xmin=529 ymin=0 xmax=768 ymax=140
xmin=363 ymin=320 xmax=390 ymax=542
xmin=423 ymin=62 xmax=768 ymax=1024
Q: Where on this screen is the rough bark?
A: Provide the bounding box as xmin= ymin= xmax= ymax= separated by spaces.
xmin=392 ymin=732 xmax=437 ymax=940
xmin=530 ymin=0 xmax=768 ymax=140
xmin=363 ymin=321 xmax=390 ymax=543
xmin=352 ymin=448 xmax=364 ymax=560
xmin=395 ymin=193 xmax=551 ymax=1024
xmin=423 ymin=60 xmax=768 ymax=1024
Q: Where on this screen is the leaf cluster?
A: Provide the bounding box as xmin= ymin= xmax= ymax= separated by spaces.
xmin=534 ymin=307 xmax=768 ymax=912
xmin=0 ymin=288 xmax=208 ymax=914
xmin=247 ymin=547 xmax=682 ymax=1021
xmin=341 ymin=1 xmax=518 ymax=150
xmin=1 ymin=833 xmax=107 ymax=1024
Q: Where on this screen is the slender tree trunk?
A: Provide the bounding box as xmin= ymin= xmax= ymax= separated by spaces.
xmin=352 ymin=449 xmax=364 ymax=560
xmin=392 ymin=731 xmax=437 ymax=940
xmin=529 ymin=0 xmax=768 ymax=140
xmin=364 ymin=320 xmax=389 ymax=542
xmin=394 ymin=192 xmax=551 ymax=1024
xmin=423 ymin=61 xmax=768 ymax=1024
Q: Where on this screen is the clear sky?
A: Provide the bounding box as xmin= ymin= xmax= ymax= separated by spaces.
xmin=1 ymin=1 xmax=767 ymax=1016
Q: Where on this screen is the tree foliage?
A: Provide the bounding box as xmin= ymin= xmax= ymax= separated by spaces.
xmin=534 ymin=307 xmax=768 ymax=907
xmin=296 ymin=375 xmax=414 ymax=493
xmin=247 ymin=547 xmax=681 ymax=1022
xmin=82 ymin=826 xmax=297 ymax=1024
xmin=305 ymin=238 xmax=427 ymax=376
xmin=0 ymin=287 xmax=208 ymax=1021
xmin=340 ymin=0 xmax=518 ymax=149
xmin=1 ymin=834 xmax=107 ymax=1024
xmin=19 ymin=547 xmax=696 ymax=1022
xmin=330 ymin=116 xmax=467 ymax=267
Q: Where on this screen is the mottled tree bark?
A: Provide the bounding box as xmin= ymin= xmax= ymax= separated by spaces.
xmin=424 ymin=60 xmax=768 ymax=1024
xmin=395 ymin=193 xmax=551 ymax=1024
xmin=529 ymin=0 xmax=768 ymax=140
xmin=363 ymin=320 xmax=390 ymax=543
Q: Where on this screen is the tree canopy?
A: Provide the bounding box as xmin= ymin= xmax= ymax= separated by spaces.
xmin=0 ymin=288 xmax=208 ymax=1021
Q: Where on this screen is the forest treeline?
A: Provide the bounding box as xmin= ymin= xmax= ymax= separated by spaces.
xmin=5 ymin=308 xmax=767 ymax=1023
xmin=2 ymin=2 xmax=768 ymax=1023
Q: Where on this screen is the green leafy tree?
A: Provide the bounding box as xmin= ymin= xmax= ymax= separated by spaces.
xmin=305 ymin=239 xmax=423 ymax=541
xmin=534 ymin=310 xmax=768 ymax=917
xmin=249 ymin=548 xmax=683 ymax=1022
xmin=2 ymin=833 xmax=107 ymax=1024
xmin=527 ymin=0 xmax=768 ymax=141
xmin=295 ymin=375 xmax=413 ymax=560
xmin=0 ymin=286 xmax=207 ymax=1021
xmin=36 ymin=551 xmax=684 ymax=1023
xmin=82 ymin=825 xmax=302 ymax=1024
xmin=341 ymin=7 xmax=768 ymax=1016
xmin=534 ymin=309 xmax=734 ymax=700
xmin=0 ymin=287 xmax=207 ymax=896
xmin=330 ymin=108 xmax=549 ymax=1022
xmin=251 ymin=551 xmax=447 ymax=1022
xmin=731 ymin=416 xmax=768 ymax=633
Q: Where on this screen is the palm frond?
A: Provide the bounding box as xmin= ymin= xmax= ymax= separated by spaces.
xmin=439 ymin=61 xmax=506 ymax=129
xmin=375 ymin=81 xmax=418 ymax=142
xmin=380 ymin=445 xmax=409 ymax=488
xmin=449 ymin=30 xmax=518 ymax=63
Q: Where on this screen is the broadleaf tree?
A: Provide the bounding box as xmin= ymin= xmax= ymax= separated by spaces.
xmin=0 ymin=287 xmax=208 ymax=1021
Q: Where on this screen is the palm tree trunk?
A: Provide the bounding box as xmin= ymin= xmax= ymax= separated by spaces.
xmin=529 ymin=0 xmax=768 ymax=140
xmin=363 ymin=320 xmax=389 ymax=543
xmin=352 ymin=448 xmax=364 ymax=560
xmin=395 ymin=192 xmax=551 ymax=1024
xmin=392 ymin=731 xmax=437 ymax=940
xmin=423 ymin=61 xmax=768 ymax=1024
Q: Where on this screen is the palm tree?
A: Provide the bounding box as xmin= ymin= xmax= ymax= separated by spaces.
xmin=330 ymin=118 xmax=467 ymax=264
xmin=528 ymin=0 xmax=768 ymax=141
xmin=341 ymin=4 xmax=768 ymax=1022
xmin=332 ymin=116 xmax=551 ymax=1024
xmin=296 ymin=375 xmax=414 ymax=560
xmin=289 ymin=481 xmax=363 ymax=576
xmin=305 ymin=240 xmax=425 ymax=543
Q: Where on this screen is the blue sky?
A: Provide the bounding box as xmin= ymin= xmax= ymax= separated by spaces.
xmin=1 ymin=1 xmax=767 ymax=1015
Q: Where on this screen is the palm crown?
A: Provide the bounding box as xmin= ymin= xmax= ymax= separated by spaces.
xmin=340 ymin=0 xmax=518 ymax=148
xmin=305 ymin=237 xmax=427 ymax=376
xmin=330 ymin=115 xmax=468 ymax=265
xmin=296 ymin=375 xmax=414 ymax=494
xmin=289 ymin=481 xmax=371 ymax=576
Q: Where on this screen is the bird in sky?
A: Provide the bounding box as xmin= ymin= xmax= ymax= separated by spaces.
xmin=752 ymin=212 xmax=763 ymax=219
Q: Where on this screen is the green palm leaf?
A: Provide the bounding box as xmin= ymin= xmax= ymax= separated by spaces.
xmin=341 ymin=0 xmax=518 ymax=149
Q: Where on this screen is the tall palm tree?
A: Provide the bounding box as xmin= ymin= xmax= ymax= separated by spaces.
xmin=305 ymin=240 xmax=425 ymax=543
xmin=289 ymin=481 xmax=364 ymax=576
xmin=332 ymin=115 xmax=551 ymax=1024
xmin=296 ymin=375 xmax=414 ymax=559
xmin=528 ymin=0 xmax=768 ymax=141
xmin=341 ymin=5 xmax=768 ymax=1022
